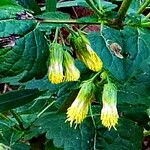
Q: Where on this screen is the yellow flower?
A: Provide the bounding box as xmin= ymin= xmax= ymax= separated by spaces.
xmin=66 ymin=81 xmax=95 ymax=128
xmin=63 ymin=51 xmax=80 ymax=81
xmin=70 ymin=32 xmax=103 ymax=72
xmin=100 ymin=82 xmax=119 ymax=130
xmin=48 ymin=43 xmax=64 ymax=84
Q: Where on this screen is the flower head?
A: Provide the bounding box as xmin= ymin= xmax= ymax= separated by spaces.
xmin=100 ymin=82 xmax=119 ymax=130
xmin=70 ymin=32 xmax=103 ymax=72
xmin=66 ymin=81 xmax=95 ymax=128
xmin=63 ymin=51 xmax=80 ymax=81
xmin=48 ymin=43 xmax=64 ymax=84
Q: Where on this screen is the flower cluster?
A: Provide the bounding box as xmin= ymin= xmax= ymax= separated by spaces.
xmin=66 ymin=78 xmax=119 ymax=130
xmin=48 ymin=43 xmax=80 ymax=84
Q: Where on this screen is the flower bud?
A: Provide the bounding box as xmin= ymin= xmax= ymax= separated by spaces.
xmin=48 ymin=43 xmax=64 ymax=84
xmin=66 ymin=81 xmax=95 ymax=128
xmin=70 ymin=32 xmax=103 ymax=72
xmin=63 ymin=51 xmax=80 ymax=81
xmin=100 ymin=82 xmax=119 ymax=130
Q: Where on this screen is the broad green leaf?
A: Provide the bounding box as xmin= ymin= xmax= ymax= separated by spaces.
xmin=0 ymin=20 xmax=36 ymax=37
xmin=88 ymin=26 xmax=150 ymax=81
xmin=46 ymin=0 xmax=57 ymax=12
xmin=0 ymin=28 xmax=49 ymax=82
xmin=0 ymin=119 xmax=30 ymax=149
xmin=0 ymin=0 xmax=17 ymax=6
xmin=17 ymin=0 xmax=41 ymax=15
xmin=95 ymin=118 xmax=143 ymax=150
xmin=36 ymin=113 xmax=95 ymax=150
xmin=25 ymin=76 xmax=60 ymax=91
xmin=0 ymin=5 xmax=24 ymax=19
xmin=0 ymin=89 xmax=44 ymax=112
xmin=88 ymin=31 xmax=126 ymax=81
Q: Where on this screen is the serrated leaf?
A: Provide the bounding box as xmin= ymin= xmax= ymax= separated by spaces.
xmin=0 ymin=89 xmax=44 ymax=112
xmin=96 ymin=118 xmax=143 ymax=150
xmin=88 ymin=26 xmax=150 ymax=82
xmin=0 ymin=28 xmax=49 ymax=82
xmin=36 ymin=113 xmax=95 ymax=150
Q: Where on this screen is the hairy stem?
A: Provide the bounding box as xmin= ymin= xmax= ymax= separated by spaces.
xmin=137 ymin=0 xmax=150 ymax=14
xmin=117 ymin=0 xmax=133 ymax=22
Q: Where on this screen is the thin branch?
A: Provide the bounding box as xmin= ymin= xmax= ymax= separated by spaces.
xmin=10 ymin=110 xmax=25 ymax=130
xmin=117 ymin=0 xmax=133 ymax=22
xmin=137 ymin=0 xmax=150 ymax=14
xmin=37 ymin=18 xmax=101 ymax=25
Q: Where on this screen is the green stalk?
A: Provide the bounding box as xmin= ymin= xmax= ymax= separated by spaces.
xmin=90 ymin=71 xmax=102 ymax=82
xmin=140 ymin=22 xmax=150 ymax=27
xmin=38 ymin=19 xmax=101 ymax=25
xmin=53 ymin=27 xmax=59 ymax=43
xmin=10 ymin=110 xmax=25 ymax=130
xmin=85 ymin=0 xmax=103 ymax=17
xmin=137 ymin=0 xmax=150 ymax=14
xmin=117 ymin=0 xmax=133 ymax=22
xmin=37 ymin=101 xmax=55 ymax=118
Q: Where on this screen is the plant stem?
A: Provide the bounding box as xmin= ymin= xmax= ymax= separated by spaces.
xmin=137 ymin=0 xmax=150 ymax=14
xmin=86 ymin=0 xmax=103 ymax=17
xmin=10 ymin=110 xmax=25 ymax=130
xmin=37 ymin=101 xmax=55 ymax=118
xmin=117 ymin=0 xmax=133 ymax=22
xmin=140 ymin=21 xmax=150 ymax=27
xmin=53 ymin=27 xmax=59 ymax=43
xmin=37 ymin=18 xmax=101 ymax=25
xmin=90 ymin=71 xmax=102 ymax=82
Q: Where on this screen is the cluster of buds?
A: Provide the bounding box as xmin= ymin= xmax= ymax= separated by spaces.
xmin=48 ymin=43 xmax=80 ymax=84
xmin=70 ymin=31 xmax=103 ymax=72
xmin=66 ymin=77 xmax=119 ymax=130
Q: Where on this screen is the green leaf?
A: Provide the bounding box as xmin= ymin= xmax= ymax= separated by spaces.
xmin=0 ymin=5 xmax=24 ymax=19
xmin=57 ymin=0 xmax=88 ymax=8
xmin=36 ymin=113 xmax=95 ymax=150
xmin=88 ymin=26 xmax=150 ymax=81
xmin=0 ymin=119 xmax=30 ymax=149
xmin=95 ymin=118 xmax=143 ymax=150
xmin=0 ymin=0 xmax=17 ymax=6
xmin=0 ymin=28 xmax=49 ymax=82
xmin=46 ymin=0 xmax=57 ymax=12
xmin=17 ymin=0 xmax=41 ymax=15
xmin=0 ymin=89 xmax=44 ymax=112
xmin=25 ymin=76 xmax=61 ymax=91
